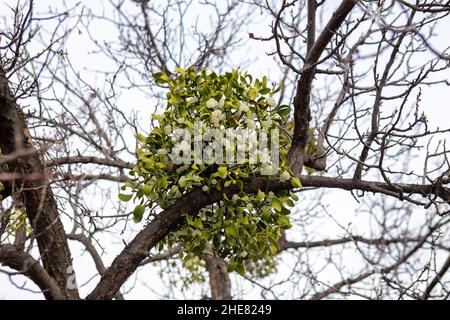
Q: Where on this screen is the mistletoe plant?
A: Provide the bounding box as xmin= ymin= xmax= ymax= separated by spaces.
xmin=119 ymin=67 xmax=301 ymax=274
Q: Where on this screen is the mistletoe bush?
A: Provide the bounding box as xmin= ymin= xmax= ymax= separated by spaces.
xmin=120 ymin=67 xmax=301 ymax=274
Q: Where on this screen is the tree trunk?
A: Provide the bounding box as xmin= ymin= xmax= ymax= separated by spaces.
xmin=203 ymin=252 xmax=231 ymax=300
xmin=0 ymin=71 xmax=79 ymax=299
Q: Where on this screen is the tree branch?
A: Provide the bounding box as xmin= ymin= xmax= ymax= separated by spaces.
xmin=0 ymin=244 xmax=64 ymax=300
xmin=421 ymin=255 xmax=450 ymax=300
xmin=203 ymin=251 xmax=232 ymax=300
xmin=86 ymin=176 xmax=292 ymax=299
xmin=310 ymin=223 xmax=439 ymax=299
xmin=287 ymin=0 xmax=360 ymax=175
xmin=279 ymin=235 xmax=435 ymax=250
xmin=67 ymin=234 xmax=124 ymax=300
xmin=86 ymin=173 xmax=448 ymax=299
xmin=45 ymin=156 xmax=133 ymax=170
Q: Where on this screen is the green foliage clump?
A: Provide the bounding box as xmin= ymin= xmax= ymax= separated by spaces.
xmin=0 ymin=210 xmax=31 ymax=244
xmin=120 ymin=67 xmax=301 ymax=275
xmin=159 ymin=253 xmax=207 ymax=290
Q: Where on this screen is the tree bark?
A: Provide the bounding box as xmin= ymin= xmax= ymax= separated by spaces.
xmin=86 ymin=176 xmax=293 ymax=300
xmin=86 ymin=169 xmax=450 ymax=300
xmin=204 ymin=252 xmax=232 ymax=300
xmin=287 ymin=0 xmax=360 ymax=175
xmin=0 ymin=244 xmax=65 ymax=300
xmin=0 ymin=71 xmax=79 ymax=299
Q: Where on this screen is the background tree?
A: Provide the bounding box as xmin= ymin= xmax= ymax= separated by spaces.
xmin=0 ymin=0 xmax=449 ymax=300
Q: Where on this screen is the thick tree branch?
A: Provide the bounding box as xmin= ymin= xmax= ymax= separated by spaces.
xmin=279 ymin=235 xmax=436 ymax=250
xmin=203 ymin=251 xmax=232 ymax=300
xmin=45 ymin=156 xmax=133 ymax=170
xmin=86 ymin=172 xmax=448 ymax=299
xmin=86 ymin=176 xmax=292 ymax=299
xmin=299 ymin=176 xmax=450 ymax=204
xmin=67 ymin=234 xmax=124 ymax=300
xmin=0 ymin=244 xmax=64 ymax=300
xmin=139 ymin=244 xmax=182 ymax=266
xmin=421 ymin=255 xmax=450 ymax=300
xmin=287 ymin=0 xmax=359 ymax=175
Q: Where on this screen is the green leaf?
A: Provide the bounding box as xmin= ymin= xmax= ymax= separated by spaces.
xmin=193 ymin=218 xmax=203 ymax=230
xmin=175 ymin=67 xmax=186 ymax=76
xmin=290 ymin=192 xmax=299 ymax=201
xmin=133 ymin=205 xmax=145 ymax=223
xmin=261 ymin=206 xmax=271 ymax=221
xmin=240 ymin=216 xmax=249 ymax=225
xmin=271 ymin=197 xmax=283 ymax=212
xmin=285 ymin=198 xmax=295 ymax=207
xmin=269 ymin=238 xmax=279 ymax=255
xmin=184 ymin=119 xmax=194 ymax=129
xmin=158 ymin=177 xmax=169 ymax=190
xmin=226 ymin=224 xmax=239 ymax=238
xmin=227 ymin=260 xmax=237 ymax=272
xmin=278 ymin=215 xmax=292 ymax=229
xmin=255 ymin=189 xmax=265 ymax=202
xmin=238 ymin=172 xmax=249 ymax=179
xmin=136 ymin=133 xmax=147 ymax=143
xmin=155 ymin=161 xmax=166 ymax=169
xmin=153 ymin=72 xmax=169 ymax=84
xmin=118 ymin=193 xmax=133 ymax=202
xmin=262 ymin=76 xmax=268 ymax=88
xmin=291 ymin=177 xmax=302 ymax=188
xmin=168 ymin=94 xmax=182 ymax=105
xmin=217 ymin=166 xmax=228 ymax=179
xmin=235 ymin=264 xmax=245 ymax=276
xmin=246 ymin=87 xmax=258 ymax=100
xmin=276 ymin=105 xmax=291 ymax=117
xmin=142 ymin=184 xmax=153 ymax=196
